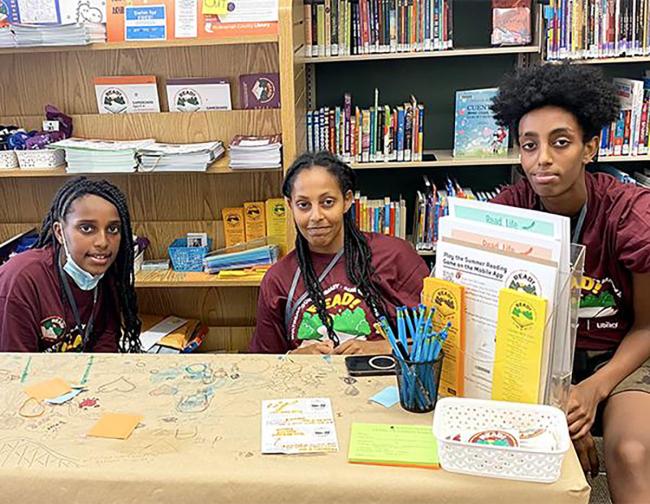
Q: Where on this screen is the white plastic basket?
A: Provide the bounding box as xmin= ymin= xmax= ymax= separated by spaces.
xmin=432 ymin=397 xmax=570 ymax=483
xmin=16 ymin=148 xmax=65 ymax=170
xmin=0 ymin=150 xmax=19 ymax=169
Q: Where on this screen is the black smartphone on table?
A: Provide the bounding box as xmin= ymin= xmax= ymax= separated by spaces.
xmin=345 ymin=354 xmax=397 ymax=376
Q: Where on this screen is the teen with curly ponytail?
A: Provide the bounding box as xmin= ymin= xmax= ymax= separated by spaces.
xmin=250 ymin=151 xmax=429 ymax=355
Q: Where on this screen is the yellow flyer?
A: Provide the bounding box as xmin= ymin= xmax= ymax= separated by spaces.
xmin=492 ymin=288 xmax=547 ymax=404
xmin=422 ymin=277 xmax=465 ymax=398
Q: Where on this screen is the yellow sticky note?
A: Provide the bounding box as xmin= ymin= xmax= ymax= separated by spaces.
xmin=492 ymin=288 xmax=548 ymax=404
xmin=422 ymin=277 xmax=465 ymax=398
xmin=24 ymin=378 xmax=71 ymax=401
xmin=87 ymin=413 xmax=143 ymax=440
xmin=203 ymin=0 xmax=228 ymax=15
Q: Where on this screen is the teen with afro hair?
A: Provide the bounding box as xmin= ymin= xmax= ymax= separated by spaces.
xmin=492 ymin=63 xmax=650 ymax=502
xmin=0 ymin=177 xmax=141 ymax=353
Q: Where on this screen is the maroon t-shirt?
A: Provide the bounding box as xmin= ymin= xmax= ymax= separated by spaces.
xmin=0 ymin=246 xmax=120 ymax=352
xmin=492 ymin=172 xmax=650 ymax=350
xmin=250 ymin=233 xmax=430 ymax=353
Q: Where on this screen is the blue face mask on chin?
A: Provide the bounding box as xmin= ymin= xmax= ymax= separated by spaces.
xmin=60 ymin=230 xmax=104 ymax=291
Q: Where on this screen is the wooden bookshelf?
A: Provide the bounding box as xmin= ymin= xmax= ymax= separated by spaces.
xmin=0 ymin=1 xmax=302 ymax=352
xmin=0 ymin=34 xmax=279 ymax=56
xmin=135 ymin=269 xmax=262 ymax=288
xmin=0 ymin=155 xmax=281 ymax=178
xmin=301 ymin=44 xmax=541 ymax=64
xmin=349 ymin=150 xmax=520 ymax=170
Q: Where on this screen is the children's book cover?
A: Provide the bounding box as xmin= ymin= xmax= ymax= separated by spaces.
xmin=453 ymin=88 xmax=509 ymax=158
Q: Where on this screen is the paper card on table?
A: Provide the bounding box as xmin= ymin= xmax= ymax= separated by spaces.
xmin=24 ymin=378 xmax=72 ymax=401
xmin=87 ymin=413 xmax=143 ymax=440
xmin=422 ymin=277 xmax=465 ymax=398
xmin=45 ymin=388 xmax=85 ymax=405
xmin=492 ymin=288 xmax=548 ymax=404
xmin=348 ymin=423 xmax=439 ymax=469
xmin=370 ymin=386 xmax=399 ymax=408
xmin=261 ymin=398 xmax=338 ymax=454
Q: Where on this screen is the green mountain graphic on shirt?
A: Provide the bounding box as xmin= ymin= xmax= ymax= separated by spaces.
xmin=297 ymin=307 xmax=371 ymax=341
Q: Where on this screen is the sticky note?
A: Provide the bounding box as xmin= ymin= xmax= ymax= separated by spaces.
xmin=87 ymin=413 xmax=143 ymax=440
xmin=203 ymin=0 xmax=228 ymax=15
xmin=348 ymin=423 xmax=439 ymax=469
xmin=370 ymin=386 xmax=399 ymax=408
xmin=24 ymin=378 xmax=72 ymax=401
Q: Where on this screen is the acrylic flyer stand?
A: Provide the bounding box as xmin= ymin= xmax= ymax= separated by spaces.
xmin=544 ymin=243 xmax=586 ymax=411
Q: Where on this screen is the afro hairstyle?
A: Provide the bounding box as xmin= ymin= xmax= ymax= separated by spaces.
xmin=491 ymin=63 xmax=620 ymax=142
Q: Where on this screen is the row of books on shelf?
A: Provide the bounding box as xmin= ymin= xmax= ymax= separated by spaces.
xmin=600 ymin=75 xmax=650 ymax=157
xmin=351 ymin=193 xmax=408 ymax=238
xmin=412 ymin=177 xmax=501 ymax=252
xmin=303 ymin=0 xmax=454 ymax=57
xmin=544 ymin=0 xmax=650 ymax=60
xmin=306 ymin=91 xmax=424 ymax=163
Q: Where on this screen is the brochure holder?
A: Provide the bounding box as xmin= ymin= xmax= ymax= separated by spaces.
xmin=543 ymin=243 xmax=585 ymax=411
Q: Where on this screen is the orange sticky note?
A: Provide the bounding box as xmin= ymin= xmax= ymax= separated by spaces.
xmin=87 ymin=413 xmax=143 ymax=440
xmin=24 ymin=378 xmax=72 ymax=401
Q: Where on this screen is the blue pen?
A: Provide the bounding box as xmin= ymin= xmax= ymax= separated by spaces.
xmin=403 ymin=307 xmax=416 ymax=340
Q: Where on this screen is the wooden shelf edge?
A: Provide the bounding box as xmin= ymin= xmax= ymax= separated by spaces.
xmin=0 ymin=157 xmax=282 ymax=178
xmin=349 ymin=150 xmax=520 ymax=169
xmin=301 ymin=45 xmax=540 ymax=64
xmin=135 ymin=269 xmax=262 ymax=288
xmin=547 ymin=55 xmax=650 ymax=65
xmin=0 ymin=34 xmax=279 ymax=56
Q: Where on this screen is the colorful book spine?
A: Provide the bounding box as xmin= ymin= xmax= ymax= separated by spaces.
xmin=306 ymin=91 xmax=424 ymax=164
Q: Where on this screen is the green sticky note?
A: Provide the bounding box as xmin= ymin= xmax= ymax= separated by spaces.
xmin=348 ymin=423 xmax=439 ymax=469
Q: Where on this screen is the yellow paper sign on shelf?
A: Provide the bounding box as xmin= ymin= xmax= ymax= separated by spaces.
xmin=202 ymin=0 xmax=229 ymax=15
xmin=244 ymin=202 xmax=267 ymax=241
xmin=422 ymin=277 xmax=465 ymax=398
xmin=492 ymin=288 xmax=547 ymax=404
xmin=222 ymin=207 xmax=245 ymax=247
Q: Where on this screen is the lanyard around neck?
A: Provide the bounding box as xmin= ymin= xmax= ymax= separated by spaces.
xmin=57 ymin=254 xmax=99 ymax=351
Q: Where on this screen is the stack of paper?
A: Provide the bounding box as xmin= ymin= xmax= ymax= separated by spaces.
xmin=0 ymin=28 xmax=16 ymax=47
xmin=229 ymin=135 xmax=282 ymax=169
xmin=12 ymin=22 xmax=105 ymax=47
xmin=433 ymin=198 xmax=571 ymax=404
xmin=137 ymin=141 xmax=225 ymax=172
xmin=203 ymin=245 xmax=279 ymax=274
xmin=51 ymin=137 xmax=155 ymax=174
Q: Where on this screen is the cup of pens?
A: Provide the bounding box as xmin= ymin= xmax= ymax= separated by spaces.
xmin=379 ymin=305 xmax=449 ymax=414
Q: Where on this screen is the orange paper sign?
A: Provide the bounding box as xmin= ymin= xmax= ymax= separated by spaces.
xmin=87 ymin=413 xmax=144 ymax=440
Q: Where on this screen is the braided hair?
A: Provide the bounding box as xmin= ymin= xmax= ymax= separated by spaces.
xmin=282 ymin=151 xmax=388 ymax=345
xmin=36 ymin=177 xmax=142 ymax=353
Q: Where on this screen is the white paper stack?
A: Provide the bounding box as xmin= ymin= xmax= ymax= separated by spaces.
xmin=0 ymin=27 xmax=16 ymax=48
xmin=229 ymin=135 xmax=282 ymax=169
xmin=12 ymin=22 xmax=105 ymax=47
xmin=51 ymin=138 xmax=155 ymax=174
xmin=433 ymin=198 xmax=572 ymax=404
xmin=137 ymin=141 xmax=225 ymax=172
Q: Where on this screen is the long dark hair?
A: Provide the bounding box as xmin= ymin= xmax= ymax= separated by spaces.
xmin=282 ymin=151 xmax=387 ymax=344
xmin=36 ymin=177 xmax=141 ymax=353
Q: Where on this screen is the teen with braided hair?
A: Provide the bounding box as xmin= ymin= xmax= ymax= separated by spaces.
xmin=0 ymin=177 xmax=141 ymax=353
xmin=250 ymin=151 xmax=429 ymax=355
xmin=491 ymin=63 xmax=650 ymax=501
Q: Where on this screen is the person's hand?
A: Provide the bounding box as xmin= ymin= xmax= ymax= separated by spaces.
xmin=567 ymin=378 xmax=604 ymax=439
xmin=332 ymin=339 xmax=392 ymax=355
xmin=289 ymin=340 xmax=334 ymax=355
xmin=573 ymin=433 xmax=599 ymax=478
